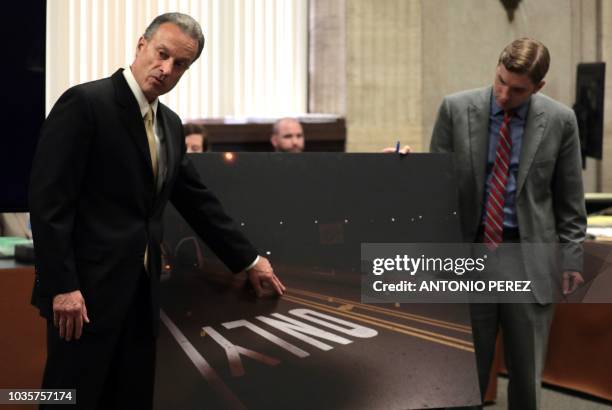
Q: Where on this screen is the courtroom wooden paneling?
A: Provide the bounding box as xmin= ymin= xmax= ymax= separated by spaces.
xmin=0 ymin=266 xmax=45 ymax=410
xmin=189 ymin=118 xmax=346 ymax=152
xmin=491 ymin=240 xmax=612 ymax=403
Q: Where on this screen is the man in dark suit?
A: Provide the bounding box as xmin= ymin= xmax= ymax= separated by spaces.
xmin=29 ymin=13 xmax=285 ymax=409
xmin=430 ymin=38 xmax=586 ymax=409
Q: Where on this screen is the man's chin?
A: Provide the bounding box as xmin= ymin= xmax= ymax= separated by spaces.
xmin=496 ymin=100 xmax=510 ymax=110
xmin=143 ymin=86 xmax=168 ymax=101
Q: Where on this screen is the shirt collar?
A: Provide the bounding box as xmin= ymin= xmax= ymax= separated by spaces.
xmin=122 ymin=67 xmax=159 ymax=118
xmin=490 ymin=91 xmax=530 ymax=120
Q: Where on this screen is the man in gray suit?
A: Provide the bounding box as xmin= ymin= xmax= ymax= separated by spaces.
xmin=430 ymin=38 xmax=586 ymax=409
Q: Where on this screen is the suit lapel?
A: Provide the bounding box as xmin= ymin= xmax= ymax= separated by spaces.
xmin=156 ymin=105 xmax=176 ymax=200
xmin=516 ymin=96 xmax=547 ymax=197
xmin=468 ymin=87 xmax=492 ymax=209
xmin=111 ymin=69 xmax=156 ymax=187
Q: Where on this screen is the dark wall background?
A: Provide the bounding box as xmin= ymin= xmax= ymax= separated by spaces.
xmin=0 ymin=1 xmax=46 ymax=211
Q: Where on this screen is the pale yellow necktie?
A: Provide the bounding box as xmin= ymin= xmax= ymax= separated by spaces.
xmin=143 ymin=107 xmax=157 ymax=272
xmin=144 ymin=107 xmax=158 ymax=180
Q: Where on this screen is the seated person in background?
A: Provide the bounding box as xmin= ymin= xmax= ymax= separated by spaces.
xmin=0 ymin=213 xmax=32 ymax=239
xmin=183 ymin=123 xmax=208 ymax=153
xmin=270 ymin=117 xmax=305 ymax=152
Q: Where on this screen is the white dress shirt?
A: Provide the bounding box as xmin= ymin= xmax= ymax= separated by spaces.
xmin=122 ymin=67 xmax=167 ymax=192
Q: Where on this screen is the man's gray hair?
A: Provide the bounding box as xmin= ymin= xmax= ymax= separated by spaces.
xmin=143 ymin=12 xmax=205 ymax=62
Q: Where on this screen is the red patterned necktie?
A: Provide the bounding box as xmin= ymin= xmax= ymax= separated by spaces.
xmin=483 ymin=111 xmax=513 ymax=250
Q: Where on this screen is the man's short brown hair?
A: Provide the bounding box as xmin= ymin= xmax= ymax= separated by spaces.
xmin=498 ymin=38 xmax=550 ymax=84
xmin=183 ymin=123 xmax=208 ymax=151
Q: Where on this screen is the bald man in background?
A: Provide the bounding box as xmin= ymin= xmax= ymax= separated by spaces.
xmin=270 ymin=117 xmax=305 ymax=152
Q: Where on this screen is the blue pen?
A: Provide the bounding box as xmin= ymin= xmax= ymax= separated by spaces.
xmin=395 ymin=141 xmax=400 ymax=153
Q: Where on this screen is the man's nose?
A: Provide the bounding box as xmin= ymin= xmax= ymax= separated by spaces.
xmin=160 ymin=59 xmax=174 ymax=76
xmin=498 ymin=86 xmax=509 ymax=101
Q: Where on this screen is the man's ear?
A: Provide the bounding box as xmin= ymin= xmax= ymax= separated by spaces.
xmin=270 ymin=135 xmax=278 ymax=149
xmin=533 ymin=80 xmax=545 ymax=94
xmin=136 ymin=36 xmax=147 ymax=53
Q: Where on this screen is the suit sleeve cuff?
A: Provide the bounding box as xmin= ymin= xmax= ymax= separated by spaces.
xmin=243 ymin=255 xmax=260 ymax=272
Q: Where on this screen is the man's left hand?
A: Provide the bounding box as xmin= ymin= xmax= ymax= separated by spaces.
xmin=246 ymin=256 xmax=286 ymax=297
xmin=562 ymin=271 xmax=584 ymax=295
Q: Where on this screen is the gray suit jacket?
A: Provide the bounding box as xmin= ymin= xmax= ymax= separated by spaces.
xmin=430 ymin=86 xmax=587 ymax=302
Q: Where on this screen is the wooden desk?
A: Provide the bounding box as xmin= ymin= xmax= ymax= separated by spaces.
xmin=0 ymin=262 xmax=45 ymax=409
xmin=543 ymin=240 xmax=612 ymax=400
xmin=543 ymin=303 xmax=612 ymax=400
xmin=491 ymin=240 xmax=612 ymax=403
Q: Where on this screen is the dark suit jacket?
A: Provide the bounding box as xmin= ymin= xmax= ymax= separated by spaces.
xmin=29 ymin=69 xmax=258 ymax=331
